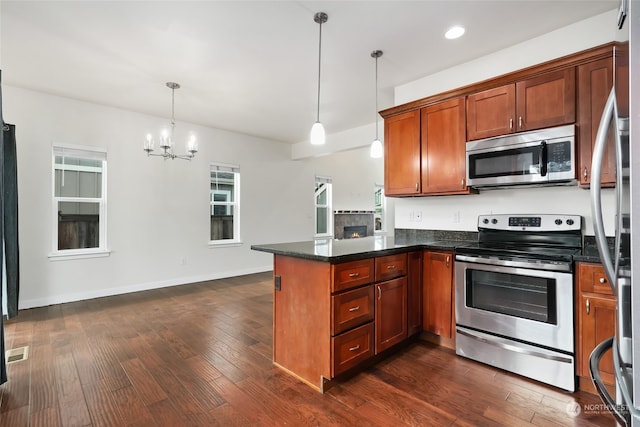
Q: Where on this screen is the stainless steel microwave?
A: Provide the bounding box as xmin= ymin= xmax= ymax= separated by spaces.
xmin=466 ymin=124 xmax=576 ymax=188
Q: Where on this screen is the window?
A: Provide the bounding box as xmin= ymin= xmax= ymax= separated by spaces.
xmin=52 ymin=145 xmax=107 ymax=256
xmin=210 ymin=163 xmax=240 ymax=244
xmin=374 ymin=184 xmax=385 ymax=233
xmin=314 ymin=175 xmax=332 ymax=238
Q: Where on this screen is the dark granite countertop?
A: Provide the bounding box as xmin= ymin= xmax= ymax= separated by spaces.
xmin=252 ymin=234 xmax=613 ymax=265
xmin=251 ymin=235 xmax=474 ymax=263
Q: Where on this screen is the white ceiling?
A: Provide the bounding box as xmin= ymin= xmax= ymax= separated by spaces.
xmin=1 ymin=0 xmax=617 ymax=144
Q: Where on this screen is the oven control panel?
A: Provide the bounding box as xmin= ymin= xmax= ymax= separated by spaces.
xmin=478 ymin=214 xmax=582 ymax=232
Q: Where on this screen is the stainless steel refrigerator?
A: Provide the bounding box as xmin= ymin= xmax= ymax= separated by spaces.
xmin=590 ymin=1 xmax=639 ymax=425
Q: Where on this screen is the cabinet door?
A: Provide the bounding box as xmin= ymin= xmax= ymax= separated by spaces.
xmin=516 ymin=68 xmax=575 ymax=131
xmin=578 ymin=294 xmax=615 ymax=385
xmin=577 ymin=57 xmax=616 ymax=186
xmin=407 ymin=251 xmax=423 ymax=336
xmin=384 ymin=110 xmax=421 ymax=195
xmin=375 ymin=277 xmax=407 ymax=354
xmin=466 ymin=85 xmax=515 ymax=140
xmin=421 ymin=97 xmax=469 ymax=193
xmin=422 ymin=251 xmax=454 ymax=338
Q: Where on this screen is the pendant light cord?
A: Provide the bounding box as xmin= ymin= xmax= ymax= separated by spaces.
xmin=375 ymin=53 xmax=379 ymax=140
xmin=316 ymin=18 xmax=323 ymax=122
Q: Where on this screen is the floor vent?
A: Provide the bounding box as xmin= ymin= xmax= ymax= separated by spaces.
xmin=6 ymin=346 xmax=29 ymax=364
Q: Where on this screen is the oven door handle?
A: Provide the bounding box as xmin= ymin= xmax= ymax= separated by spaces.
xmin=457 ymin=328 xmax=573 ymax=364
xmin=454 ymin=254 xmax=571 ymax=272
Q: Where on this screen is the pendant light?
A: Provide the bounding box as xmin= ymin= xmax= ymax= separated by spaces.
xmin=310 ymin=12 xmax=328 ymax=145
xmin=370 ymin=50 xmax=383 ymax=158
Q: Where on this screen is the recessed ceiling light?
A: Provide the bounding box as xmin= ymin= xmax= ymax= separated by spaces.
xmin=445 ymin=25 xmax=465 ymax=40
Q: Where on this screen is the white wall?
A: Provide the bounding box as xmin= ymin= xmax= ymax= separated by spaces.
xmin=392 ymin=9 xmax=622 ymax=236
xmin=2 ymin=87 xmax=293 ymax=307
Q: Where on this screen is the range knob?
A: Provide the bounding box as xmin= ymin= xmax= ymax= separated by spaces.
xmin=491 ymin=218 xmax=498 ymax=225
xmin=566 ymin=219 xmax=575 ymax=226
xmin=555 ymin=219 xmax=563 ymax=225
xmin=482 ymin=218 xmax=489 ymax=224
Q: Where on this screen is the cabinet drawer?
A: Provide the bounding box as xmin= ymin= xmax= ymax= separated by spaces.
xmin=577 ymin=263 xmax=613 ymax=295
xmin=332 ymin=285 xmax=374 ymax=335
xmin=332 ymin=322 xmax=374 ymax=377
xmin=375 ymin=253 xmax=407 ymax=282
xmin=332 ymin=259 xmax=374 ymax=292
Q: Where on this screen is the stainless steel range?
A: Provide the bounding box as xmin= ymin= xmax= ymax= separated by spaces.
xmin=455 ymin=214 xmax=582 ymax=392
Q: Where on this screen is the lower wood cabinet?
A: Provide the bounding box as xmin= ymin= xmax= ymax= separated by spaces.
xmin=407 ymin=251 xmax=423 ymax=336
xmin=272 ymin=251 xmax=416 ymax=392
xmin=422 ymin=251 xmax=454 ymax=338
xmin=375 ymin=277 xmax=407 ymax=354
xmin=576 ymin=262 xmax=616 ymax=392
xmin=332 ymin=323 xmax=374 ymax=376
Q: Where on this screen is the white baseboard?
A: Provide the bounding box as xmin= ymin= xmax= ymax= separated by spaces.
xmin=18 ymin=265 xmax=273 ymax=310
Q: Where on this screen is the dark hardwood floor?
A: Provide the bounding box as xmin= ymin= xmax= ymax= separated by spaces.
xmin=1 ymin=272 xmax=616 ymax=426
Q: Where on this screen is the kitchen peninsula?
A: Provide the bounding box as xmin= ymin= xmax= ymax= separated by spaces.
xmin=251 ymin=236 xmax=465 ymax=392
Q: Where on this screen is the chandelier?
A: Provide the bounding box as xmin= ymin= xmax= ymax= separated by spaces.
xmin=144 ymin=82 xmax=198 ymax=160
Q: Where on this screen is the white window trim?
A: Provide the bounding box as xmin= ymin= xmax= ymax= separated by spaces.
xmin=314 ymin=175 xmax=333 ymax=239
xmin=209 ymin=162 xmax=241 ymax=246
xmin=374 ymin=184 xmax=387 ymax=235
xmin=49 ymin=144 xmax=110 ymax=260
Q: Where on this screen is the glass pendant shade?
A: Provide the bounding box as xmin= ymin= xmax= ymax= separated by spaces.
xmin=370 ymin=138 xmax=383 ymax=158
xmin=310 ymin=121 xmax=326 ymax=145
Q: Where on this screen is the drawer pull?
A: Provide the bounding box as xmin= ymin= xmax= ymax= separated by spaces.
xmin=348 ymin=272 xmax=360 ymax=278
xmin=509 ymin=118 xmax=513 ymax=129
xmin=348 ymin=306 xmax=360 ymax=312
xmin=518 ymin=116 xmax=523 ymax=128
xmin=599 ymin=277 xmax=607 ymax=284
xmin=586 ymin=298 xmax=590 ymax=315
xmin=349 ymin=345 xmax=361 ymax=352
xmin=583 ymin=167 xmax=588 ymax=180
xmin=386 ymin=265 xmax=396 ymax=270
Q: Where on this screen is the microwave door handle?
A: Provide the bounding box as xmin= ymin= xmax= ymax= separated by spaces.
xmin=590 ymin=88 xmax=617 ymax=291
xmin=539 ymin=141 xmax=547 ymax=176
xmin=590 ymin=337 xmax=631 ymax=426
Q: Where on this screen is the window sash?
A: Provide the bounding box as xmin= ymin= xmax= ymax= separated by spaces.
xmin=52 ymin=145 xmax=107 ymax=255
xmin=210 ymin=163 xmax=240 ymax=244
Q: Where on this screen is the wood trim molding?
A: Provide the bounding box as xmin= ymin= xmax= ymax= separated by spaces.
xmin=380 ymin=42 xmax=623 ymax=119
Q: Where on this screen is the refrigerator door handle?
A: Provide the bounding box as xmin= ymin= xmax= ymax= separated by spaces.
xmin=590 ymin=337 xmax=630 ymax=426
xmin=590 ymin=88 xmax=619 ymax=290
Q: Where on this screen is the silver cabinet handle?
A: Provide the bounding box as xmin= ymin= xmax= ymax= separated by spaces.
xmin=446 ymin=255 xmax=450 ymax=268
xmin=461 ymin=178 xmax=465 ymax=188
xmin=518 ymin=116 xmax=523 ymax=128
xmin=377 ymin=285 xmax=381 ymax=300
xmin=349 ymin=345 xmax=360 ymax=352
xmin=386 ymin=265 xmax=396 ymax=270
xmin=415 ymin=182 xmax=419 ymax=192
xmin=586 ymin=298 xmax=590 ymax=315
xmin=348 ymin=272 xmax=360 ymax=278
xmin=583 ymin=167 xmax=588 ymax=181
xmin=509 ymin=118 xmax=513 ymax=129
xmin=348 ymin=306 xmax=360 ymax=312
xmin=599 ymin=277 xmax=606 ymax=284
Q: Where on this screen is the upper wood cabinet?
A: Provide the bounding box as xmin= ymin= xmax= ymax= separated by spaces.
xmin=421 ymin=97 xmax=470 ymax=194
xmin=384 ymin=110 xmax=421 ymax=195
xmin=466 ymin=68 xmax=576 ymax=141
xmin=384 ymin=98 xmax=473 ymax=196
xmin=576 ymin=45 xmax=629 ymax=187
